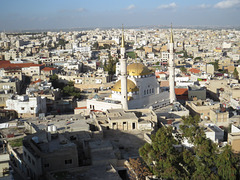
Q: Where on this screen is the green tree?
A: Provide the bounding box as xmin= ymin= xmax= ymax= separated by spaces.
xmin=180 ymin=115 xmax=205 ymax=145
xmin=139 ymin=127 xmax=187 ymax=179
xmin=63 ymin=81 xmax=81 ymax=98
xmin=208 ymin=60 xmax=219 ymax=71
xmin=180 ymin=66 xmax=187 ymax=73
xmin=104 ymin=56 xmax=117 ymax=76
xmin=181 ymin=116 xmax=218 ymax=178
xmin=216 ymin=145 xmax=238 ymax=180
xmin=67 ymin=81 xmax=74 ymax=86
xmin=194 ymin=57 xmax=202 ymax=61
xmin=192 ymin=138 xmax=218 ymax=179
xmin=92 ymin=42 xmax=99 ymax=50
xmin=127 ymin=51 xmax=136 ymax=59
xmin=139 ymin=115 xmax=240 ymax=179
xmin=183 ymin=51 xmax=188 ymax=58
xmin=233 ymin=68 xmax=239 ymax=80
xmin=50 ymin=74 xmax=58 ymax=80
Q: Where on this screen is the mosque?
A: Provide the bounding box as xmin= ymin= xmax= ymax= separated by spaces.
xmin=87 ymin=27 xmax=175 ymax=111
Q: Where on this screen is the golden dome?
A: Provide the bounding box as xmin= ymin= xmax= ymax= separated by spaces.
xmin=112 ymin=79 xmax=139 ymax=92
xmin=127 ymin=63 xmax=152 ymax=76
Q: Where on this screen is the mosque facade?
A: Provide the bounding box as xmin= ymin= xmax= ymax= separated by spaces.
xmin=87 ymin=27 xmax=175 ymax=111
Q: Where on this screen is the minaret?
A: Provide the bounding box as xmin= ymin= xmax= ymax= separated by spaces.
xmin=169 ymin=24 xmax=176 ymax=103
xmin=120 ymin=25 xmax=128 ymax=110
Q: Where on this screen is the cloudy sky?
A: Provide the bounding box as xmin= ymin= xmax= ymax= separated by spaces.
xmin=0 ymin=0 xmax=240 ymax=31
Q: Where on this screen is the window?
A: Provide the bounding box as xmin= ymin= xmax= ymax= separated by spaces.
xmin=144 ymin=90 xmax=146 ymax=95
xmin=65 ymin=159 xmax=72 ymax=164
xmin=44 ymin=163 xmax=49 ymax=168
xmin=21 ymin=107 xmax=25 ymax=110
xmin=152 ymin=88 xmax=154 ymax=93
xmin=132 ymin=123 xmax=136 ymax=129
xmin=30 ymin=107 xmax=34 ymax=110
xmin=28 ymin=155 xmax=31 ymax=162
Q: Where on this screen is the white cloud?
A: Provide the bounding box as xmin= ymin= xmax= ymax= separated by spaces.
xmin=76 ymin=8 xmax=86 ymax=12
xmin=58 ymin=8 xmax=86 ymax=13
xmin=214 ymin=0 xmax=240 ymax=9
xmin=157 ymin=2 xmax=177 ymax=9
xmin=126 ymin=4 xmax=135 ymax=10
xmin=197 ymin=4 xmax=211 ymax=9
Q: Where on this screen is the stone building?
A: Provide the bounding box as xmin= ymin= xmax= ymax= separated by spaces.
xmin=186 ymin=99 xmax=220 ymax=120
xmin=188 ymin=85 xmax=206 ymax=101
xmin=93 ymin=108 xmax=158 ymax=131
xmin=22 ymin=131 xmax=79 ymax=179
xmin=209 ymin=108 xmax=229 ymax=126
xmin=5 ymin=95 xmax=46 ymax=118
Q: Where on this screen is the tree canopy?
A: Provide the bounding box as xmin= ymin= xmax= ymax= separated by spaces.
xmin=139 ymin=115 xmax=239 ymax=179
xmin=180 ymin=66 xmax=187 ymax=73
xmin=208 ymin=60 xmax=219 ymax=71
xmin=50 ymin=75 xmax=81 ymax=98
xmin=104 ymin=55 xmax=118 ymax=76
xmin=63 ymin=81 xmax=81 ymax=98
xmin=233 ymin=68 xmax=239 ymax=80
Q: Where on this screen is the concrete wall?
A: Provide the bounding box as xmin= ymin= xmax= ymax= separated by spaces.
xmin=0 ymin=154 xmax=9 ymax=177
xmin=228 ymin=133 xmax=240 ymax=153
xmin=186 ymin=101 xmax=220 ymax=120
xmin=87 ymin=99 xmax=122 ymax=112
xmin=5 ymin=96 xmax=46 ymax=118
xmin=188 ymin=89 xmax=206 ymax=101
xmin=209 ymin=109 xmax=229 ymax=125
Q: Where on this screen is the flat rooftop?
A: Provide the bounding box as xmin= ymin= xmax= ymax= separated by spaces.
xmin=206 ymin=125 xmax=223 ymax=133
xmin=107 ymin=109 xmax=138 ymax=121
xmin=26 ymin=114 xmax=93 ymax=133
xmin=37 ymin=134 xmax=76 ymax=153
xmin=188 ymin=86 xmax=206 ymax=91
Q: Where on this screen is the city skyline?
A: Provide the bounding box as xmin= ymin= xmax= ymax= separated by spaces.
xmin=0 ymin=0 xmax=240 ymax=31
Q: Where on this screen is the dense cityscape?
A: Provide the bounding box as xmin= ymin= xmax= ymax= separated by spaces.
xmin=1 ymin=0 xmax=240 ymax=179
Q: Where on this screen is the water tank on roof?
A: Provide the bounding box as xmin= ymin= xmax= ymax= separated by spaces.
xmin=52 ymin=125 xmax=57 ymax=132
xmin=47 ymin=126 xmax=51 ymax=132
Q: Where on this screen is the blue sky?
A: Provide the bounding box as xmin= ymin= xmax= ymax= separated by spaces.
xmin=0 ymin=0 xmax=240 ymax=31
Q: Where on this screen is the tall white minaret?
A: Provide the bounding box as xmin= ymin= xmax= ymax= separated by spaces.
xmin=120 ymin=25 xmax=128 ymax=110
xmin=169 ymin=25 xmax=176 ymax=103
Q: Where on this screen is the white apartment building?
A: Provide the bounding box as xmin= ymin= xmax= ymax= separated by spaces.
xmin=204 ymin=124 xmax=224 ymax=143
xmin=5 ymin=95 xmax=46 ymax=118
xmin=22 ymin=65 xmax=42 ymax=76
xmin=161 ymin=51 xmax=169 ymax=65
